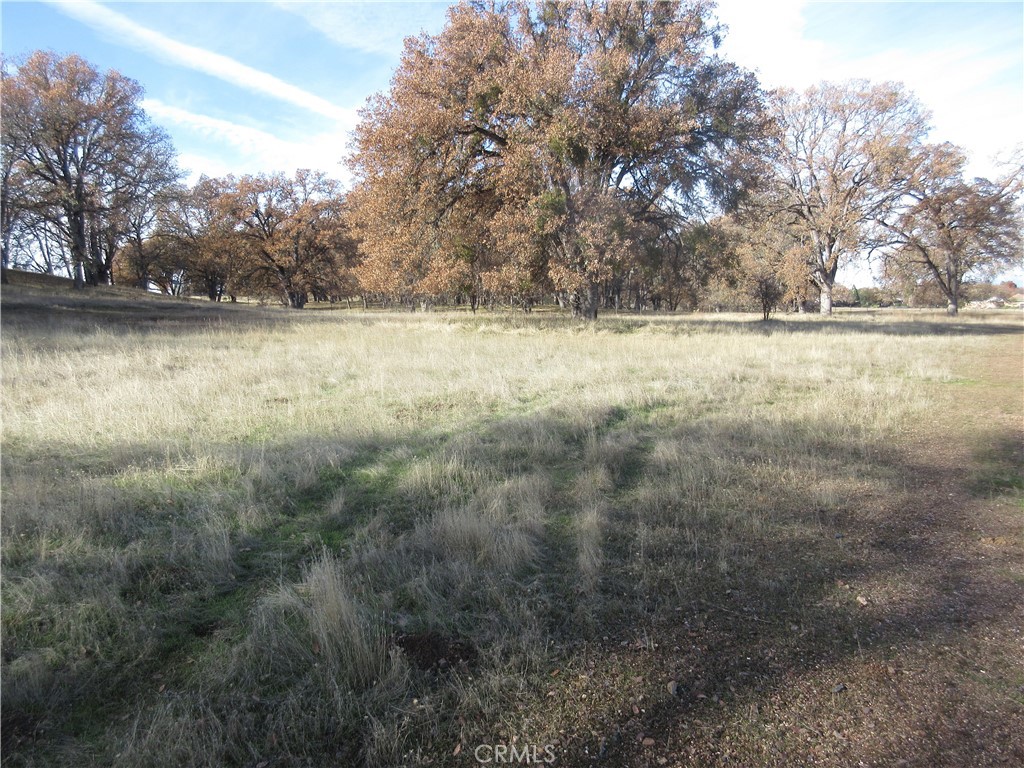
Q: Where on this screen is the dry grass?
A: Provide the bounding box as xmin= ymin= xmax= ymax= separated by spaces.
xmin=2 ymin=287 xmax=1021 ymax=766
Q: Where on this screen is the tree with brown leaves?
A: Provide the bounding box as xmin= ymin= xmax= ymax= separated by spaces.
xmin=879 ymin=143 xmax=1023 ymax=316
xmin=219 ymin=170 xmax=350 ymax=309
xmin=769 ymin=80 xmax=930 ymax=314
xmin=1 ymin=51 xmax=180 ymax=286
xmin=349 ymin=0 xmax=766 ymax=318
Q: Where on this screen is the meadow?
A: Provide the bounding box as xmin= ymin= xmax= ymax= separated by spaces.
xmin=2 ymin=282 xmax=1022 ymax=767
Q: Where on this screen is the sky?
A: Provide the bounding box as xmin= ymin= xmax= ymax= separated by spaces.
xmin=2 ymin=0 xmax=1022 ymax=283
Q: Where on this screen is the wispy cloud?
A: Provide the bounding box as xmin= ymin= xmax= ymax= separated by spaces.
xmin=273 ymin=0 xmax=451 ymax=56
xmin=46 ymin=0 xmax=354 ymax=123
xmin=142 ymin=99 xmax=352 ymax=183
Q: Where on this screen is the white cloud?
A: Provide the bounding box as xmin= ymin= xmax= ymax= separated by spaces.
xmin=143 ymin=99 xmax=352 ymax=183
xmin=714 ymin=0 xmax=827 ymax=89
xmin=273 ymin=0 xmax=451 ymax=56
xmin=849 ymin=44 xmax=1020 ymax=178
xmin=46 ymin=0 xmax=355 ymax=123
xmin=714 ymin=0 xmax=1021 ymax=178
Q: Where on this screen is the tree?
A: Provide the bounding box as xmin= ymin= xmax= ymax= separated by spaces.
xmin=219 ymin=170 xmax=349 ymax=309
xmin=1 ymin=51 xmax=179 ymax=286
xmin=0 ymin=135 xmax=27 ymax=283
xmin=155 ymin=177 xmax=242 ymax=300
xmin=879 ymin=143 xmax=1023 ymax=316
xmin=348 ymin=0 xmax=767 ymax=319
xmin=632 ymin=219 xmax=735 ymax=311
xmin=106 ymin=133 xmax=180 ymax=289
xmin=1 ymin=55 xmax=38 ymax=282
xmin=768 ymin=80 xmax=930 ymax=314
xmin=730 ymin=211 xmax=801 ymax=320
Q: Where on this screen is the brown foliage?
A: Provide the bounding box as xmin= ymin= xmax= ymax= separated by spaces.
xmin=879 ymin=143 xmax=1024 ymax=315
xmin=348 ymin=0 xmax=767 ymax=317
xmin=768 ymin=80 xmax=930 ymax=313
xmin=217 ymin=170 xmax=354 ymax=308
xmin=1 ymin=51 xmax=179 ymax=286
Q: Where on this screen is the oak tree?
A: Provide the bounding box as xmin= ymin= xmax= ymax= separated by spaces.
xmin=219 ymin=170 xmax=349 ymax=308
xmin=2 ymin=51 xmax=179 ymax=286
xmin=155 ymin=176 xmax=243 ymax=300
xmin=349 ymin=0 xmax=766 ymax=318
xmin=879 ymin=143 xmax=1023 ymax=315
xmin=768 ymin=80 xmax=929 ymax=314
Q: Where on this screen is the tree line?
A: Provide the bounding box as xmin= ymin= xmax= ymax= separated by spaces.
xmin=2 ymin=2 xmax=1021 ymax=317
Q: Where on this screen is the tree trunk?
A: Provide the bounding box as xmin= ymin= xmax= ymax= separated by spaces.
xmin=819 ymin=284 xmax=833 ymax=315
xmin=581 ymin=281 xmax=600 ymax=320
xmin=69 ymin=210 xmax=89 ymax=289
xmin=947 ymin=277 xmax=960 ymax=316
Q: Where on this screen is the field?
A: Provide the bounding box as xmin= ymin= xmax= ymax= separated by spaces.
xmin=2 ymin=279 xmax=1022 ymax=767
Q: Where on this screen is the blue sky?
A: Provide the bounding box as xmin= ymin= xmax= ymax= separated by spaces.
xmin=2 ymin=1 xmax=1022 ymax=283
xmin=3 ymin=1 xmax=1020 ymax=184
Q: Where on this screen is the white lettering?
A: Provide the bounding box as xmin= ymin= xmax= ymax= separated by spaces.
xmin=474 ymin=744 xmax=493 ymax=763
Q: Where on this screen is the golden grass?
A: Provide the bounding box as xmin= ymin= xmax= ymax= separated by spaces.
xmin=2 ymin=297 xmax=1021 ymax=766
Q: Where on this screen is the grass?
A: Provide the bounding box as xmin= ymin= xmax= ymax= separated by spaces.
xmin=2 ymin=285 xmax=1022 ymax=766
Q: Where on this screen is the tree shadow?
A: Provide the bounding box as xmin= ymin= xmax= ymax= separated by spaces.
xmin=1 ymin=282 xmax=315 ymax=335
xmin=5 ymin=285 xmax=1022 ymax=340
xmin=637 ymin=313 xmax=1023 ymax=337
xmin=558 ymin=420 xmax=1024 ymax=767
xmin=2 ymin=389 xmax=1022 ymax=765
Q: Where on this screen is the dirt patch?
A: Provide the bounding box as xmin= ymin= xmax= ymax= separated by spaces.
xmin=396 ymin=632 xmax=478 ymax=671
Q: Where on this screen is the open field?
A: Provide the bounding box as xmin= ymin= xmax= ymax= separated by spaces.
xmin=2 ymin=285 xmax=1022 ymax=767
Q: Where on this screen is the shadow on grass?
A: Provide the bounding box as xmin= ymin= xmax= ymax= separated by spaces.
xmin=4 ymin=391 xmax=1022 ymax=766
xmin=4 ymin=283 xmax=1022 ymax=341
xmin=1 ymin=283 xmax=302 ymax=334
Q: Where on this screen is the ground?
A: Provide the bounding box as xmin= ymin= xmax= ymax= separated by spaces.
xmin=1 ymin=274 xmax=1021 ymax=767
xmin=530 ymin=342 xmax=1023 ymax=767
